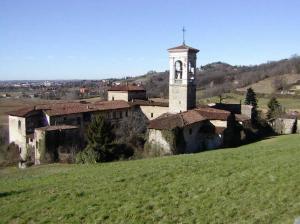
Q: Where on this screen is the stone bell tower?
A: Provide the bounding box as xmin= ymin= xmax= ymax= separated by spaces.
xmin=168 ymin=43 xmax=199 ymax=113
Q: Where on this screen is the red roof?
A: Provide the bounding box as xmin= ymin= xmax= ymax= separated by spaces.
xmin=108 ymin=85 xmax=145 ymax=92
xmin=168 ymin=44 xmax=199 ymax=53
xmin=130 ymin=99 xmax=169 ymax=107
xmin=149 ymin=107 xmax=250 ymax=130
xmin=148 ymin=110 xmax=206 ymax=130
xmin=195 ymin=107 xmax=230 ymax=121
xmin=8 ymin=100 xmax=131 ymax=117
xmin=35 ymin=125 xmax=78 ymax=131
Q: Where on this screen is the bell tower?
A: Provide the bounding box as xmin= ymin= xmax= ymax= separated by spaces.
xmin=168 ymin=43 xmax=199 ymax=113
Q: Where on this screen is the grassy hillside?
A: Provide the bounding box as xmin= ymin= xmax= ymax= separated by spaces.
xmin=1 ymin=135 xmax=300 ymax=223
xmin=198 ymin=92 xmax=300 ymax=111
xmin=236 ymin=73 xmax=300 ymax=94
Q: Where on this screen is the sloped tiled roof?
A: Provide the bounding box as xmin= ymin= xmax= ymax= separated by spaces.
xmin=108 ymin=85 xmax=145 ymax=92
xmin=168 ymin=44 xmax=199 ymax=53
xmin=194 ymin=107 xmax=230 ymax=120
xmin=35 ymin=125 xmax=78 ymax=131
xmin=7 ymin=105 xmax=51 ymax=117
xmin=149 ymin=107 xmax=250 ymax=130
xmin=8 ymin=100 xmax=131 ymax=117
xmin=130 ymin=99 xmax=169 ymax=107
xmin=148 ymin=110 xmax=206 ymax=130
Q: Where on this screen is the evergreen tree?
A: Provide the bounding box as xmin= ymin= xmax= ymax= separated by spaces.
xmin=223 ymin=113 xmax=242 ymax=147
xmin=244 ymin=88 xmax=258 ymax=107
xmin=85 ymin=115 xmax=114 ymax=161
xmin=244 ymin=88 xmax=259 ymax=125
xmin=267 ymin=97 xmax=282 ymax=119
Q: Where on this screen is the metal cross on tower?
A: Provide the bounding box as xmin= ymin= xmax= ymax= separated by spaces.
xmin=182 ymin=26 xmax=186 ymax=45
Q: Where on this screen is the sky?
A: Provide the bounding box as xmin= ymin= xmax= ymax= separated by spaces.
xmin=0 ymin=0 xmax=300 ymax=80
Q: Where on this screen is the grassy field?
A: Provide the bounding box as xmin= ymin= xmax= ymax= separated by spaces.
xmin=198 ymin=92 xmax=300 ymax=111
xmin=1 ymin=135 xmax=300 ymax=223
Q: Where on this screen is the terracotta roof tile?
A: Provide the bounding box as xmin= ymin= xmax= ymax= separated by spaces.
xmin=8 ymin=100 xmax=130 ymax=117
xmin=168 ymin=44 xmax=199 ymax=53
xmin=35 ymin=125 xmax=78 ymax=131
xmin=195 ymin=107 xmax=230 ymax=121
xmin=148 ymin=110 xmax=206 ymax=130
xmin=130 ymin=99 xmax=169 ymax=107
xmin=108 ymin=85 xmax=145 ymax=92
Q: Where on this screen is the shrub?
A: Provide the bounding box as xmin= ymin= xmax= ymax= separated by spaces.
xmin=75 ymin=148 xmax=99 ymax=164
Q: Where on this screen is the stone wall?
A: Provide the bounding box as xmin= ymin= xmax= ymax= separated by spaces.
xmin=108 ymin=91 xmax=129 ymax=101
xmin=210 ymin=120 xmax=227 ymax=128
xmin=271 ymin=118 xmax=299 ymax=134
xmin=8 ymin=115 xmax=26 ymax=160
xmin=139 ymin=105 xmax=169 ymax=120
xmin=147 ymin=129 xmax=172 ymax=155
xmin=147 ymin=120 xmax=222 ymax=155
xmin=34 ymin=128 xmax=81 ymax=164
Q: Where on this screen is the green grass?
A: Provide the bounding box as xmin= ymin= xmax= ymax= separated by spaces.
xmin=198 ymin=92 xmax=300 ymax=111
xmin=1 ymin=135 xmax=300 ymax=223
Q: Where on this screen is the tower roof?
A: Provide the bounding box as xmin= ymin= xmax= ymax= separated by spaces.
xmin=168 ymin=44 xmax=199 ymax=53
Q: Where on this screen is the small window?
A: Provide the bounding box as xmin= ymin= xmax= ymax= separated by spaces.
xmin=77 ymin=117 xmax=81 ymax=125
xmin=119 ymin=112 xmax=123 ymax=118
xmin=113 ymin=112 xmax=116 ymax=119
xmin=36 ymin=141 xmax=38 ymax=149
xmin=125 ymin=111 xmax=128 ymax=117
xmin=151 ymin=113 xmax=154 ymax=118
xmin=112 ymin=97 xmax=114 ymax=101
xmin=18 ymin=120 xmax=21 ymax=129
xmin=189 ymin=128 xmax=193 ymax=135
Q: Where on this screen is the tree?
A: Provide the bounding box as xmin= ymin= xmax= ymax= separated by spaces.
xmin=223 ymin=113 xmax=242 ymax=147
xmin=272 ymin=77 xmax=287 ymax=92
xmin=244 ymin=88 xmax=257 ymax=107
xmin=244 ymin=88 xmax=259 ymax=125
xmin=116 ymin=110 xmax=147 ymax=149
xmin=84 ymin=115 xmax=114 ymax=162
xmin=267 ymin=97 xmax=282 ymax=120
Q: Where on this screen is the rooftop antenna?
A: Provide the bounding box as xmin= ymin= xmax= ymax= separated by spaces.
xmin=182 ymin=26 xmax=186 ymax=45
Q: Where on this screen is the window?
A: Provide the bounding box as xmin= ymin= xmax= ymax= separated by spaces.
xmin=112 ymin=97 xmax=114 ymax=101
xmin=113 ymin=111 xmax=116 ymax=119
xmin=151 ymin=113 xmax=154 ymax=118
xmin=83 ymin=113 xmax=91 ymax=122
xmin=175 ymin=60 xmax=183 ymax=79
xmin=77 ymin=117 xmax=81 ymax=125
xmin=125 ymin=111 xmax=128 ymax=117
xmin=18 ymin=120 xmax=21 ymax=129
xmin=119 ymin=111 xmax=123 ymax=118
xmin=36 ymin=141 xmax=38 ymax=149
xmin=189 ymin=128 xmax=193 ymax=135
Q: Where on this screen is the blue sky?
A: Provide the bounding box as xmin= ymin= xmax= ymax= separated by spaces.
xmin=0 ymin=0 xmax=300 ymax=80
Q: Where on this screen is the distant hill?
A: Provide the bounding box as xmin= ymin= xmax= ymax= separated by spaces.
xmin=125 ymin=56 xmax=300 ymax=98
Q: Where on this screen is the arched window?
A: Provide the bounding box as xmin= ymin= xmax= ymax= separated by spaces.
xmin=188 ymin=61 xmax=195 ymax=82
xmin=175 ymin=60 xmax=183 ymax=79
xmin=18 ymin=120 xmax=21 ymax=129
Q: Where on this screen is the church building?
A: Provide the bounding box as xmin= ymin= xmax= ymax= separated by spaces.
xmin=7 ymin=41 xmax=251 ymax=166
